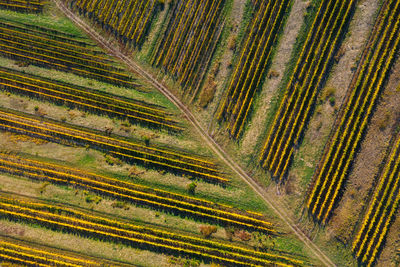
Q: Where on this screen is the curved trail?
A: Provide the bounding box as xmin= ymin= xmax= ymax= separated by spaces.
xmin=53 ymin=1 xmax=336 ymax=266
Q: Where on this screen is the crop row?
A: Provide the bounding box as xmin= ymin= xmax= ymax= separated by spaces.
xmin=0 ymin=196 xmax=303 ymax=266
xmin=0 ymin=108 xmax=227 ymax=183
xmin=307 ymin=0 xmax=400 ymax=224
xmin=259 ymin=0 xmax=357 ymax=182
xmin=0 ymin=240 xmax=97 ymax=267
xmin=67 ymin=0 xmax=161 ymax=48
xmin=0 ymin=23 xmax=111 ymax=64
xmin=0 ymin=0 xmax=43 ymax=13
xmin=0 ymin=18 xmax=137 ymax=88
xmin=217 ymin=0 xmax=291 ymax=139
xmin=0 ymin=18 xmax=97 ymax=49
xmin=0 ymin=152 xmax=273 ymax=233
xmin=352 ymin=130 xmax=400 ymax=266
xmin=151 ymin=0 xmax=225 ymax=96
xmin=0 ymin=66 xmax=182 ymax=132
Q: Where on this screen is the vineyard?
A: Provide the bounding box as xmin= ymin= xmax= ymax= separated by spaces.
xmin=258 ymin=0 xmax=357 ymax=182
xmin=0 ymin=66 xmax=182 ymax=132
xmin=0 ymin=0 xmax=44 ymax=13
xmin=0 ymin=195 xmax=305 ymax=266
xmin=307 ymin=0 xmax=400 ymax=224
xmin=0 ymin=152 xmax=273 ymax=233
xmin=0 ymin=238 xmax=115 ymax=266
xmin=0 ymin=18 xmax=137 ymax=88
xmin=352 ymin=131 xmax=400 ymax=266
xmin=0 ymin=108 xmax=227 ymax=184
xmin=150 ymin=0 xmax=225 ymax=96
xmin=66 ymin=0 xmax=162 ymax=48
xmin=1 ymin=0 xmax=400 ymax=265
xmin=216 ymin=0 xmax=291 ymax=139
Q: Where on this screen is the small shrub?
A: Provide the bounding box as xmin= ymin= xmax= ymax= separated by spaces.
xmin=34 ymin=106 xmax=39 ymax=111
xmin=329 ymin=96 xmax=335 ymax=106
xmin=104 ymin=127 xmax=113 ymax=136
xmin=38 ymin=182 xmax=50 ymax=194
xmin=121 ymin=119 xmax=131 ymax=127
xmin=321 ymin=87 xmax=336 ymax=101
xmin=225 ymin=226 xmax=235 ymax=241
xmin=16 ymin=61 xmax=30 ymax=67
xmin=199 ymin=225 xmax=217 ymax=238
xmin=187 ymin=182 xmax=197 ymax=195
xmin=128 ymin=166 xmax=144 ymax=177
xmin=268 ymin=70 xmax=280 ymax=79
xmin=236 ymin=230 xmax=252 ymax=241
xmin=111 ymin=201 xmax=129 ymax=210
xmin=227 ymin=35 xmax=237 ymax=50
xmin=142 ymin=135 xmax=151 ymax=146
xmin=334 ymin=45 xmax=346 ymax=62
xmin=198 ymin=78 xmax=217 ymax=108
xmin=378 ymin=113 xmax=391 ymax=131
xmin=85 ymin=194 xmax=102 ymax=204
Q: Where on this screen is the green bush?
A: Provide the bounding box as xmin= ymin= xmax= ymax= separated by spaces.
xmin=187 ymin=182 xmax=197 ymax=195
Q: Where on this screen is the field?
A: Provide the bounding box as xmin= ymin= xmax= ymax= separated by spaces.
xmin=0 ymin=0 xmax=400 ymax=266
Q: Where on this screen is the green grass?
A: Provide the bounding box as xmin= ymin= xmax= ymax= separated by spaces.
xmin=77 ymin=152 xmax=96 ymax=167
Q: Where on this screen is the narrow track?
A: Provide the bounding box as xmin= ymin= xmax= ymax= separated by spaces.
xmin=52 ymin=1 xmax=336 ymax=266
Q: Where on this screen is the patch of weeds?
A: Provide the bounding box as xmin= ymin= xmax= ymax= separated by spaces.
xmin=83 ymin=191 xmax=102 ymax=204
xmin=111 ymin=201 xmax=130 ymax=210
xmin=78 ymin=153 xmax=95 ymax=166
xmin=38 ymin=182 xmax=50 ymax=194
xmin=321 ymin=87 xmax=336 ymax=102
xmin=378 ymin=112 xmax=391 ymax=131
xmin=167 ymin=256 xmax=200 ymax=267
xmin=198 ymin=78 xmax=217 ymax=108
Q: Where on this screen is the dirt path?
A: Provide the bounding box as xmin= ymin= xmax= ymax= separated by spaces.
xmin=53 ymin=1 xmax=336 ymax=265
